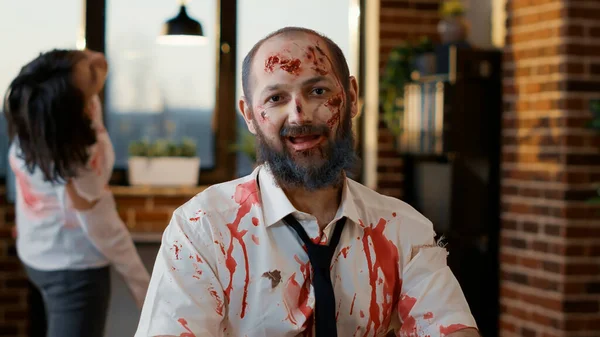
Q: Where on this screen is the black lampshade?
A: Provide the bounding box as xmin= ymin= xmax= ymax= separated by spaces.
xmin=161 ymin=5 xmax=203 ymax=37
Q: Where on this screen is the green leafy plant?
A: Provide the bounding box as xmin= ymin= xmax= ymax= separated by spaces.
xmin=589 ymin=99 xmax=600 ymax=204
xmin=128 ymin=138 xmax=197 ymax=158
xmin=440 ymin=0 xmax=466 ymax=17
xmin=379 ymin=37 xmax=435 ymax=136
xmin=413 ymin=36 xmax=435 ymax=54
xmin=230 ymin=128 xmax=257 ymax=163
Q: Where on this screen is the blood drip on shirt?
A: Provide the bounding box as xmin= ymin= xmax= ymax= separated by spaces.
xmin=440 ymin=324 xmax=469 ymax=336
xmin=331 ymin=246 xmax=351 ymax=270
xmin=224 ymin=180 xmax=260 ymax=318
xmin=171 ymin=242 xmax=182 ymax=260
xmin=360 ymin=218 xmax=400 ymax=336
xmin=283 ymin=255 xmax=313 ymax=330
xmin=398 ymin=294 xmax=418 ymax=336
xmin=336 ymin=297 xmax=343 ymax=321
xmin=177 ymin=318 xmax=196 ymax=337
xmin=350 ymin=293 xmax=357 ymax=315
xmin=11 ymin=159 xmax=43 ymax=212
xmin=192 ymin=263 xmax=202 ymax=280
xmin=209 ymin=285 xmax=224 ymax=316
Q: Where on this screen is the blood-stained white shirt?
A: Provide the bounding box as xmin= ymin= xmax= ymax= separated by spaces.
xmin=10 ymin=96 xmax=149 ymax=307
xmin=136 ymin=165 xmax=477 ymax=336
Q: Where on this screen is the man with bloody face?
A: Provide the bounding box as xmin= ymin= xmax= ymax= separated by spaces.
xmin=136 ymin=27 xmax=480 ymax=337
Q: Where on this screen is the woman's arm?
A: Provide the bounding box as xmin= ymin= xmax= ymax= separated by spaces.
xmin=66 ymin=180 xmax=99 ymax=210
xmin=66 ymin=181 xmax=150 ymax=308
xmin=71 ymin=95 xmax=115 ymax=203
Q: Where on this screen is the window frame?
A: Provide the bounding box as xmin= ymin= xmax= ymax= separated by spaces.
xmin=85 ymin=0 xmax=238 ymax=186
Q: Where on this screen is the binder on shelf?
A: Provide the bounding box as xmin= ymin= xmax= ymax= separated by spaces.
xmin=395 ymin=47 xmax=502 ymax=157
xmin=400 ymin=80 xmax=446 ymax=155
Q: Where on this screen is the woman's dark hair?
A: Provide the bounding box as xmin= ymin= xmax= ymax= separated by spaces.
xmin=3 ymin=49 xmax=97 ymax=183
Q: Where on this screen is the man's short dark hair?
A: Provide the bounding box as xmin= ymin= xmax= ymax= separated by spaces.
xmin=241 ymin=27 xmax=351 ymax=105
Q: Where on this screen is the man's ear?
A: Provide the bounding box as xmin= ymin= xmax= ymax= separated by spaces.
xmin=239 ymin=96 xmax=256 ymax=134
xmin=348 ymin=76 xmax=359 ymax=118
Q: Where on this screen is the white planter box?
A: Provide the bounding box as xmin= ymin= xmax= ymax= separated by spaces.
xmin=128 ymin=157 xmax=200 ymax=187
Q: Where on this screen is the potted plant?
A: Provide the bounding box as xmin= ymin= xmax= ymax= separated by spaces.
xmin=379 ymin=37 xmax=436 ymax=138
xmin=128 ymin=138 xmax=200 ymax=187
xmin=438 ymin=0 xmax=469 ymax=44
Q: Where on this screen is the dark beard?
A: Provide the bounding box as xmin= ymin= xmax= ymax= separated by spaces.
xmin=252 ymin=108 xmax=359 ymax=191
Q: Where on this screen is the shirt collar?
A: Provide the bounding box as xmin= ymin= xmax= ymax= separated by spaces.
xmin=257 ymin=164 xmax=361 ymax=228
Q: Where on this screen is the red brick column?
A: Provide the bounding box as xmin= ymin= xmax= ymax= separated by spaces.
xmin=500 ymin=0 xmax=600 ymax=336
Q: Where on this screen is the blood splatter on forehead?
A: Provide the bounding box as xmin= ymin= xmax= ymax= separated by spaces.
xmin=259 ymin=36 xmax=338 ymax=80
xmin=264 ymin=55 xmax=302 ymax=76
xmin=306 ymin=46 xmax=328 ymax=76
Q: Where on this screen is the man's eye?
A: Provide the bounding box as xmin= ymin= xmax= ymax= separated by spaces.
xmin=269 ymin=95 xmax=281 ymax=102
xmin=312 ymin=88 xmax=326 ymax=95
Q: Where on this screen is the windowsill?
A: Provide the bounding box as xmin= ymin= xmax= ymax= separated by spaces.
xmin=109 ymin=185 xmax=209 ymax=197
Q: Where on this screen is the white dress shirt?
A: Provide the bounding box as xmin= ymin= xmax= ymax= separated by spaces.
xmin=136 ymin=165 xmax=477 ymax=336
xmin=10 ymin=96 xmax=149 ymax=307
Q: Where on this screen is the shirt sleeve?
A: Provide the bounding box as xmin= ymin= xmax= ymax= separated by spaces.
xmin=396 ymin=220 xmax=478 ymax=337
xmin=71 ymin=96 xmax=114 ymax=203
xmin=135 ymin=210 xmax=226 ymax=337
xmin=74 ymin=192 xmax=150 ymax=308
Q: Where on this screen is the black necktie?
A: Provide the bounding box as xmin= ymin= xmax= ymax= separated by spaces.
xmin=283 ymin=214 xmax=346 ymax=337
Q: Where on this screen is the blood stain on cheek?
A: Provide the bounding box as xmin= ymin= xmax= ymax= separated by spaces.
xmin=256 ymin=105 xmax=268 ymax=122
xmin=324 ymin=93 xmax=344 ymax=129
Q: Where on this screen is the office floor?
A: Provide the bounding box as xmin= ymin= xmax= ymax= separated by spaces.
xmin=105 ymin=243 xmax=160 ymax=337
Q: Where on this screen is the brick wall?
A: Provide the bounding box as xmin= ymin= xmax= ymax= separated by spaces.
xmin=0 ymin=193 xmax=27 ymax=337
xmin=112 ymin=188 xmax=201 ymax=234
xmin=377 ymin=0 xmax=442 ymax=198
xmin=500 ymin=0 xmax=600 ymax=336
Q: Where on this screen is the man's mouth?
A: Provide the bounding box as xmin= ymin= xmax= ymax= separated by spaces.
xmin=286 ymin=134 xmax=325 ymax=151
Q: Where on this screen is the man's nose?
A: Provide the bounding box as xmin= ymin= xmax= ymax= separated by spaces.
xmin=286 ymin=95 xmax=313 ymax=125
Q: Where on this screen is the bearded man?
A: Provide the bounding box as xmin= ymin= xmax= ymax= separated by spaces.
xmin=136 ymin=27 xmax=480 ymax=337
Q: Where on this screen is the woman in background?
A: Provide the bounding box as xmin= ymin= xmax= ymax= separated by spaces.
xmin=4 ymin=49 xmax=149 ymax=337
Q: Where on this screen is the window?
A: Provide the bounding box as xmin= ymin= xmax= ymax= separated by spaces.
xmin=234 ymin=0 xmax=362 ymax=177
xmin=0 ymin=0 xmax=83 ymax=190
xmin=89 ymin=0 xmax=237 ymax=185
xmin=106 ymin=0 xmax=218 ymax=168
xmin=103 ymin=0 xmax=237 ymax=184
